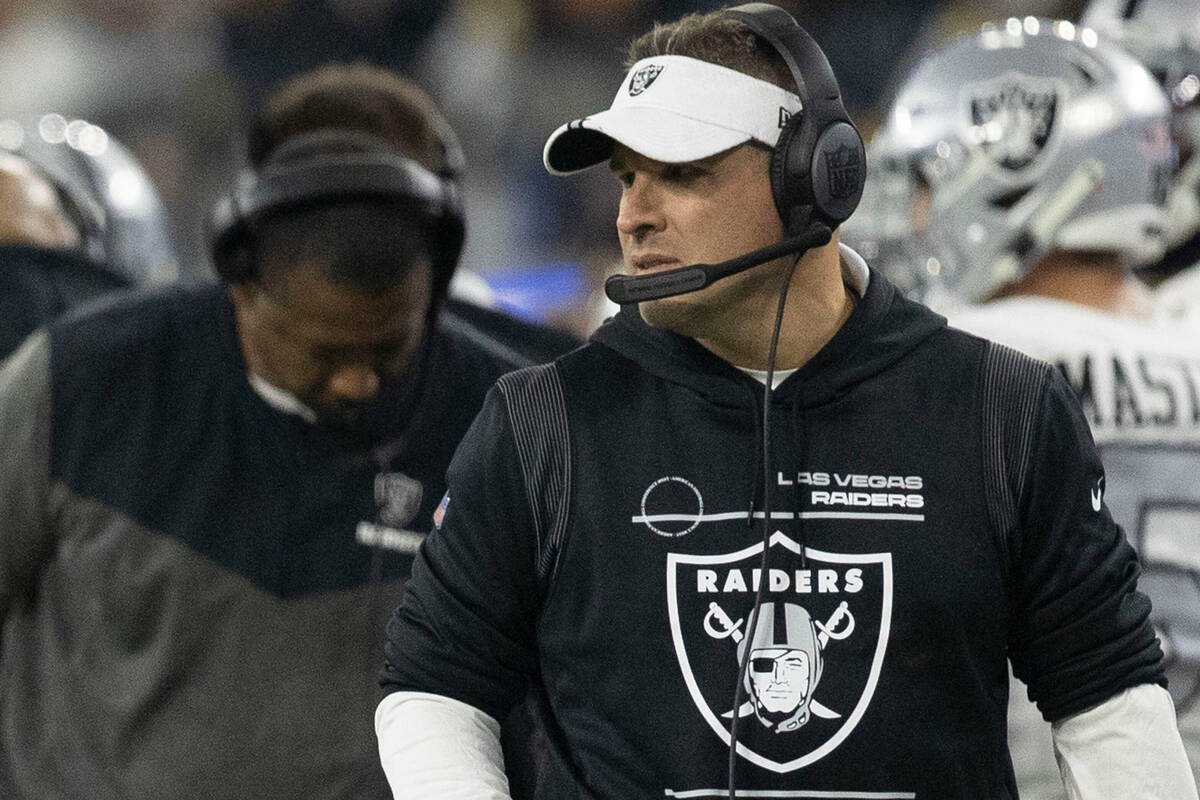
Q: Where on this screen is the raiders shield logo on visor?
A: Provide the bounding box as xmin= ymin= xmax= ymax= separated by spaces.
xmin=629 ymin=64 xmax=665 ymax=96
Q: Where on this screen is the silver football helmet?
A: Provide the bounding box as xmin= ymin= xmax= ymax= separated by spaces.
xmin=847 ymin=18 xmax=1174 ymax=309
xmin=839 ymin=129 xmax=940 ymax=302
xmin=1082 ymin=0 xmax=1200 ymax=250
xmin=0 ymin=114 xmax=178 ymax=285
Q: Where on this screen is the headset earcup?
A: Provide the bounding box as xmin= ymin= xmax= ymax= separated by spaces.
xmin=770 ymin=110 xmax=816 ymax=235
xmin=772 ymin=119 xmax=866 ymax=234
xmin=432 ymin=213 xmax=465 ymax=297
xmin=208 ymin=190 xmax=257 ymax=284
xmin=217 ymin=236 xmax=257 ymax=284
xmin=809 ymin=121 xmax=866 ymax=227
xmin=429 ymin=178 xmax=465 ymax=298
xmin=211 ymin=238 xmax=255 ymax=284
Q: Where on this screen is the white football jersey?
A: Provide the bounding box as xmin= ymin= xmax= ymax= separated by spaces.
xmin=1157 ymin=264 xmax=1200 ymax=328
xmin=950 ymin=296 xmax=1200 ymax=799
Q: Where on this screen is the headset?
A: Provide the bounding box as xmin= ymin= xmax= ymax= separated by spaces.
xmin=604 ymin=2 xmax=866 ymax=304
xmin=208 ymin=126 xmax=465 ymax=288
xmin=732 ymin=2 xmax=866 ymax=235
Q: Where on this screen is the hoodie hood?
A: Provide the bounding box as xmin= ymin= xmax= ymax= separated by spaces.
xmin=590 ymin=245 xmax=947 ymax=408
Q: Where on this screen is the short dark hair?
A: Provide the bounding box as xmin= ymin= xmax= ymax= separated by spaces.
xmin=249 ymin=62 xmax=457 ymax=175
xmin=254 ymin=201 xmax=431 ymax=298
xmin=625 ymin=11 xmax=795 ymax=93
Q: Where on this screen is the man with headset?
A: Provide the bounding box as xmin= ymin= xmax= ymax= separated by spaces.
xmin=0 ymin=64 xmax=563 ymax=799
xmin=377 ymin=4 xmax=1193 ymax=798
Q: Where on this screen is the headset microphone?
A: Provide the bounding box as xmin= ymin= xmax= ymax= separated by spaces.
xmin=603 ymin=222 xmax=832 ymax=304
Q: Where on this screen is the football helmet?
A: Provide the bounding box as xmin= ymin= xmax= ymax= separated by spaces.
xmin=839 ymin=128 xmax=940 ymax=302
xmin=0 ymin=114 xmax=178 ymax=285
xmin=1082 ymin=0 xmax=1200 ymax=251
xmin=847 ymin=18 xmax=1173 ymax=308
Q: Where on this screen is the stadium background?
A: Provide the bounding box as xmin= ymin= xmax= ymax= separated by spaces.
xmin=0 ymin=0 xmax=1092 ymax=336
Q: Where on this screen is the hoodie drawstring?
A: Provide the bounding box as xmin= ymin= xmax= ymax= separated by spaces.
xmin=728 ymin=250 xmax=803 ymax=800
xmin=790 ymin=395 xmax=808 ymax=570
xmin=742 ymin=380 xmax=763 ymax=527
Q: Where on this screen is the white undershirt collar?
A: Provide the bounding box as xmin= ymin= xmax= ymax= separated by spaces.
xmin=737 ymin=243 xmax=868 ymax=388
xmin=247 ymin=372 xmax=318 ymax=424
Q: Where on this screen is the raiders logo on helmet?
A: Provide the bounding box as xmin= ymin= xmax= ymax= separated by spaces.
xmin=967 ymin=73 xmax=1061 ymax=172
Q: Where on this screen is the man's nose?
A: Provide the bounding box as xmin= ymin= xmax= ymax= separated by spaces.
xmin=328 ymin=364 xmax=381 ymax=402
xmin=616 ymin=176 xmax=666 ymax=239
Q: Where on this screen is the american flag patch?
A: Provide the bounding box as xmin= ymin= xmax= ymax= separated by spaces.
xmin=432 ymin=492 xmax=450 ymax=529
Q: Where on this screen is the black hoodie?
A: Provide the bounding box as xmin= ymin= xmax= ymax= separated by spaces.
xmin=383 ymin=261 xmax=1162 ymax=799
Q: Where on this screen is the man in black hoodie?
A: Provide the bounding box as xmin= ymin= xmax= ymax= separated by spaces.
xmin=377 ymin=5 xmax=1194 ymax=798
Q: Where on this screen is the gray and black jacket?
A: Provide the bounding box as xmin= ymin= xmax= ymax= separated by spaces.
xmin=0 ymin=284 xmax=540 ymax=799
xmin=382 ymin=262 xmax=1163 ymax=799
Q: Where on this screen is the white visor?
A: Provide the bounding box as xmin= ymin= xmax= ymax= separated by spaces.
xmin=543 ymin=55 xmax=802 ymax=175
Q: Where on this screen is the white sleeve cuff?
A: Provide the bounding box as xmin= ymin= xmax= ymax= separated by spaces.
xmin=1053 ymin=683 xmax=1198 ymax=799
xmin=375 ymin=690 xmax=512 ymax=800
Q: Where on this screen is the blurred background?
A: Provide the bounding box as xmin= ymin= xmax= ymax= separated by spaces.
xmin=0 ymin=0 xmax=1089 ymax=336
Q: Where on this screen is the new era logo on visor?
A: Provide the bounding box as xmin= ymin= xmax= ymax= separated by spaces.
xmin=629 ymin=64 xmax=665 ymax=96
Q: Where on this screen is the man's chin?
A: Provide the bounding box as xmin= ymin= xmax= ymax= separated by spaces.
xmin=638 ymin=296 xmax=700 ymax=334
xmin=312 ymin=405 xmax=391 ymax=447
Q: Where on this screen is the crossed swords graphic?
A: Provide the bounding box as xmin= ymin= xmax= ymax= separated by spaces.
xmin=704 ymin=599 xmax=855 ymax=721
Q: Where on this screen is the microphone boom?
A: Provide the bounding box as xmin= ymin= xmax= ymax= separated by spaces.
xmin=604 ymin=223 xmax=832 ymax=304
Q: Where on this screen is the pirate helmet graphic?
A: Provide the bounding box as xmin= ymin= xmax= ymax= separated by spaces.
xmin=738 ymin=602 xmax=824 ymax=733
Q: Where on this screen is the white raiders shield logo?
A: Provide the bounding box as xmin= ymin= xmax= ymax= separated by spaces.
xmin=966 ymin=71 xmax=1060 ymax=172
xmin=374 ymin=472 xmax=423 ymax=528
xmin=666 ymin=532 xmax=893 ymax=773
